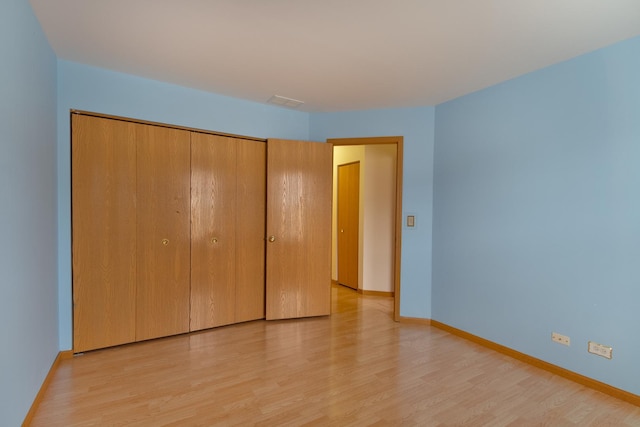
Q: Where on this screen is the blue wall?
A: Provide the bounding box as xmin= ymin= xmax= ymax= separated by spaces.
xmin=311 ymin=107 xmax=435 ymax=319
xmin=433 ymin=36 xmax=640 ymax=394
xmin=57 ymin=60 xmax=310 ymax=349
xmin=0 ymin=0 xmax=58 ymax=425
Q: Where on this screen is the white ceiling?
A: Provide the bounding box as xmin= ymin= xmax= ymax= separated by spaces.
xmin=30 ymin=0 xmax=640 ymax=112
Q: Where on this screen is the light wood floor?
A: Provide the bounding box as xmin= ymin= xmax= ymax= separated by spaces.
xmin=31 ymin=285 xmax=640 ymax=426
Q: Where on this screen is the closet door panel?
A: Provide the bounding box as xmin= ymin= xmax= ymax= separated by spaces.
xmin=136 ymin=125 xmax=191 ymax=341
xmin=266 ymin=139 xmax=333 ymax=320
xmin=190 ymin=133 xmax=236 ymax=330
xmin=72 ymin=115 xmax=137 ymax=352
xmin=235 ymin=139 xmax=266 ymax=323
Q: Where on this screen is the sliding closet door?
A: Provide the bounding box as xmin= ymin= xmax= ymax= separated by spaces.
xmin=136 ymin=125 xmax=191 ymax=341
xmin=190 ymin=133 xmax=237 ymax=330
xmin=72 ymin=115 xmax=137 ymax=352
xmin=265 ymin=139 xmax=333 ymax=320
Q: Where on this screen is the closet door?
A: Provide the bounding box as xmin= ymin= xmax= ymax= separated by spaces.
xmin=72 ymin=115 xmax=137 ymax=352
xmin=191 ymin=135 xmax=266 ymax=329
xmin=235 ymin=138 xmax=266 ymax=323
xmin=190 ymin=133 xmax=237 ymax=330
xmin=265 ymin=139 xmax=333 ymax=320
xmin=136 ymin=125 xmax=191 ymax=341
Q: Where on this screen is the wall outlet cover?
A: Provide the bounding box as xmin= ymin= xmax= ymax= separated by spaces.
xmin=552 ymin=332 xmax=570 ymax=346
xmin=588 ymin=341 xmax=612 ymax=359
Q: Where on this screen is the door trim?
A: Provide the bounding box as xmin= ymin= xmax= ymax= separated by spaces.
xmin=328 ymin=136 xmax=403 ymax=321
xmin=71 ymin=109 xmax=266 ymax=142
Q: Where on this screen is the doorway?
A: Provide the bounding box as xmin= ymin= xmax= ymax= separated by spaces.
xmin=329 ymin=136 xmax=403 ymax=321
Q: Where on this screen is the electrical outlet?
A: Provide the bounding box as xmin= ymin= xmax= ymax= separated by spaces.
xmin=588 ymin=341 xmax=612 ymax=359
xmin=552 ymin=332 xmax=570 ymax=346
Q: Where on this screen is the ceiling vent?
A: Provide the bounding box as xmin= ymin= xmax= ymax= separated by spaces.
xmin=267 ymin=95 xmax=305 ymax=109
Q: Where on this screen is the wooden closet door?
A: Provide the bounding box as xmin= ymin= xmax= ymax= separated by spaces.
xmin=136 ymin=125 xmax=191 ymax=341
xmin=337 ymin=162 xmax=360 ymax=290
xmin=265 ymin=139 xmax=333 ymax=320
xmin=190 ymin=133 xmax=237 ymax=330
xmin=72 ymin=115 xmax=137 ymax=352
xmin=235 ymin=139 xmax=266 ymax=323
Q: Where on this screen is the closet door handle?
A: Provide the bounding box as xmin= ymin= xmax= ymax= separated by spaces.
xmin=268 ymin=235 xmax=276 ymax=243
xmin=161 ymin=238 xmax=170 ymax=246
xmin=211 ymin=237 xmax=219 ymax=244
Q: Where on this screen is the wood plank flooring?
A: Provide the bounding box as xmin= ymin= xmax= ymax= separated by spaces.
xmin=30 ymin=285 xmax=640 ymax=426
